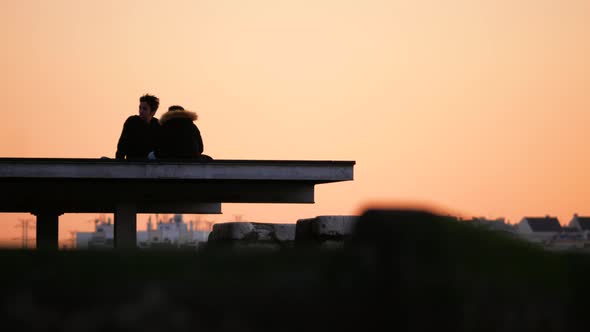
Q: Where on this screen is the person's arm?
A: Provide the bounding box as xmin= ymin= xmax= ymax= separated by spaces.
xmin=115 ymin=117 xmax=131 ymax=159
xmin=192 ymin=124 xmax=204 ymax=155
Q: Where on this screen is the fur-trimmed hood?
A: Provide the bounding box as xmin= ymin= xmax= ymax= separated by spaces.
xmin=160 ymin=110 xmax=198 ymax=125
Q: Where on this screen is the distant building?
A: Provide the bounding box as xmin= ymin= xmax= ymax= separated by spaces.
xmin=75 ymin=214 xmax=211 ymax=250
xmin=544 ymin=225 xmax=589 ymax=252
xmin=76 ymin=218 xmax=114 ymax=249
xmin=517 ymin=216 xmax=562 ymax=244
xmin=568 ymin=214 xmax=590 ymax=232
xmin=142 ymin=214 xmax=210 ymax=249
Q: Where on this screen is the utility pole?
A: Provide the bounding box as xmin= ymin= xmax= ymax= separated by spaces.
xmin=15 ymin=218 xmax=35 ymax=249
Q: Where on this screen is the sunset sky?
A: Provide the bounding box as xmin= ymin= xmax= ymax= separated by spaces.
xmin=1 ymin=0 xmax=589 ymax=246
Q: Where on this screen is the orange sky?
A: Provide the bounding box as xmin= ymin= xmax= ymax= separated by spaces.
xmin=1 ymin=0 xmax=590 ymax=246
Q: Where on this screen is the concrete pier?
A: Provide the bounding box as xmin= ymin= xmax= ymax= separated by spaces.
xmin=34 ymin=210 xmax=61 ymax=250
xmin=0 ymin=158 xmax=355 ymax=249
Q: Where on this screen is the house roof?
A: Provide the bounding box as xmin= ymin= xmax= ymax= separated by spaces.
xmin=576 ymin=217 xmax=590 ymax=231
xmin=523 ymin=217 xmax=562 ymax=232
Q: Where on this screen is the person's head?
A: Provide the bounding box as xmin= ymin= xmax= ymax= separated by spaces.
xmin=168 ymin=105 xmax=185 ymax=112
xmin=138 ymin=94 xmax=160 ymax=122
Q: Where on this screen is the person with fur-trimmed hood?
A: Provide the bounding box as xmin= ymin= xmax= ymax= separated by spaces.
xmin=116 ymin=94 xmax=161 ymax=160
xmin=153 ymin=105 xmax=209 ymax=159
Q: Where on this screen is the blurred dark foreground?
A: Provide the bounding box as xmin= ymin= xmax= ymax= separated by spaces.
xmin=0 ymin=209 xmax=588 ymax=332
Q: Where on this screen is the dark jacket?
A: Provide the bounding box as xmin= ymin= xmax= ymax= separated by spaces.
xmin=155 ymin=110 xmax=204 ymax=159
xmin=116 ymin=115 xmax=160 ymax=160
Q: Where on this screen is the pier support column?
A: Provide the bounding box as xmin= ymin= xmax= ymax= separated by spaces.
xmin=35 ymin=211 xmax=61 ymax=250
xmin=114 ymin=203 xmax=137 ymax=250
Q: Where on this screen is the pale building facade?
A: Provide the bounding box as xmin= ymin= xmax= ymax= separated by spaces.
xmin=75 ymin=215 xmax=211 ymax=250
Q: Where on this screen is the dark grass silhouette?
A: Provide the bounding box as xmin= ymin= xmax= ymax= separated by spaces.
xmin=0 ymin=208 xmax=586 ymax=331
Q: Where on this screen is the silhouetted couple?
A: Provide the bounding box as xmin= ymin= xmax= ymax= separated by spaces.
xmin=115 ymin=94 xmax=212 ymax=161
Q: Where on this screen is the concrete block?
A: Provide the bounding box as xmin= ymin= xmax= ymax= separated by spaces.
xmin=231 ymin=242 xmax=282 ymax=251
xmin=269 ymin=223 xmax=296 ymax=242
xmin=313 ymin=215 xmax=359 ymax=238
xmin=295 ymin=218 xmax=315 ymax=241
xmin=208 ymin=222 xmax=296 ymax=247
xmin=295 ymin=215 xmax=359 ymax=248
xmin=209 ymin=222 xmax=255 ymax=241
xmin=320 ymin=240 xmax=346 ymax=250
